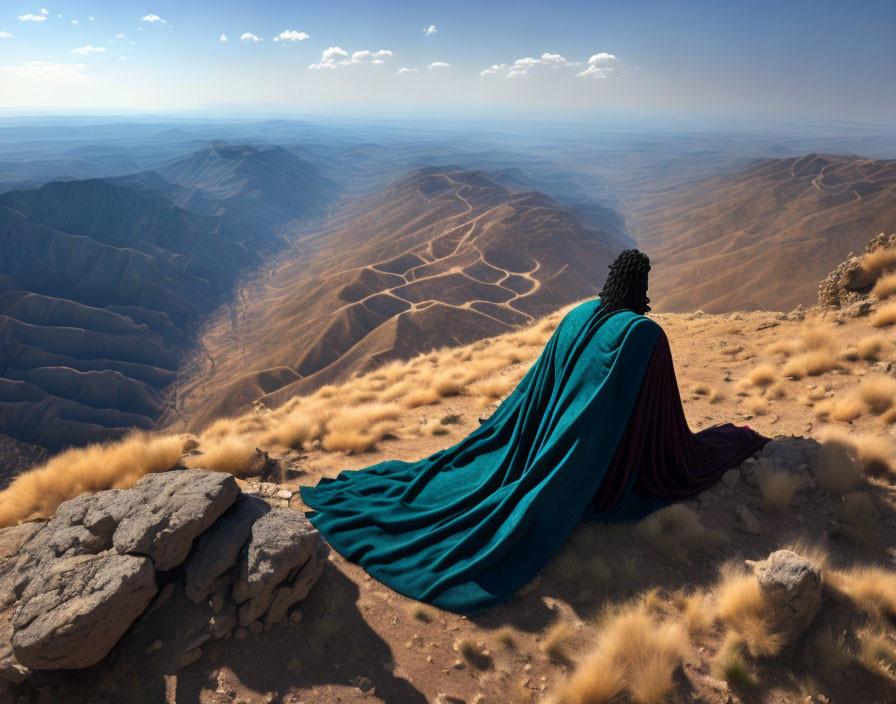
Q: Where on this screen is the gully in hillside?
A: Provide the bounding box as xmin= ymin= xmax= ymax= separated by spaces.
xmin=300 ymin=250 xmax=769 ymax=614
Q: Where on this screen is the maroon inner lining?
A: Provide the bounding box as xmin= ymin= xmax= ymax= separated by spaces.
xmin=593 ymin=329 xmax=770 ymax=512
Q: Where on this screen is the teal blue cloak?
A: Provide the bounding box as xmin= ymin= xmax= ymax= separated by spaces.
xmin=299 ymin=299 xmax=668 ymax=613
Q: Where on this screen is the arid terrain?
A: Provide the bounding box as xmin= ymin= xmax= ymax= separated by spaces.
xmin=4 ymin=236 xmax=896 ymax=702
xmin=632 ymin=155 xmax=896 ymax=312
xmin=169 ymin=166 xmax=626 ymax=430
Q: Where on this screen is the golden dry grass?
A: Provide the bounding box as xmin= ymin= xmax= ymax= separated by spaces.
xmin=744 ymin=364 xmax=778 ymax=388
xmin=856 ymin=375 xmax=896 ymax=415
xmin=812 ymin=437 xmax=863 ymax=494
xmin=714 ymin=563 xmax=785 ymax=657
xmin=871 ymin=271 xmax=896 ymax=300
xmin=636 ymin=504 xmax=707 ymax=563
xmin=871 ymin=301 xmax=896 ymax=327
xmin=542 ymin=621 xmax=578 ymax=664
xmin=188 ymin=435 xmax=258 ymax=477
xmin=552 ymin=604 xmax=688 ymax=704
xmin=782 ymin=349 xmax=839 ymax=379
xmin=857 ymin=335 xmax=886 ymax=360
xmin=0 ymin=432 xmax=186 ymax=527
xmin=320 ymin=403 xmax=401 ymax=453
xmin=861 ymin=247 xmax=896 ymax=280
xmin=757 ymin=469 xmax=805 ymax=513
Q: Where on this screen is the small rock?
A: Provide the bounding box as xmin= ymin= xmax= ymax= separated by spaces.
xmin=722 ymin=469 xmax=740 ymax=488
xmin=288 ymin=609 xmax=303 ymax=624
xmin=736 ymin=506 xmax=761 ymax=535
xmin=753 ymin=550 xmax=822 ymax=645
xmin=233 ymin=627 xmax=247 ymax=640
xmin=248 ymin=621 xmax=263 ymax=635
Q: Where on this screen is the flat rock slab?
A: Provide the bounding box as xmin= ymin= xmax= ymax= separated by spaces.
xmin=113 ymin=470 xmax=239 ymax=571
xmin=12 ymin=551 xmax=157 ymax=669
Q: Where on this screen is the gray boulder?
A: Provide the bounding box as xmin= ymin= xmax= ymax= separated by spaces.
xmin=183 ymin=493 xmax=270 ymax=604
xmin=12 ymin=551 xmax=157 ymax=669
xmin=113 ymin=470 xmax=239 ymax=570
xmin=233 ymin=509 xmax=320 ymax=627
xmin=265 ymin=542 xmax=329 ymax=624
xmin=754 ymin=549 xmax=822 ymax=644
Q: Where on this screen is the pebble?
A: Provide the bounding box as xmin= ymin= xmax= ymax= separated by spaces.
xmin=248 ymin=621 xmax=263 ymax=635
xmin=234 ymin=627 xmax=247 ymax=640
xmin=288 ymin=609 xmax=303 ymax=624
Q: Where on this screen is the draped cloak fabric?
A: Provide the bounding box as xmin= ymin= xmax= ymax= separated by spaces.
xmin=299 ymin=298 xmax=769 ymax=614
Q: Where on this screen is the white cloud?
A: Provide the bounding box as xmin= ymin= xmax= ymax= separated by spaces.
xmin=40 ymin=8 xmax=48 ymax=14
xmin=0 ymin=31 xmax=12 ymax=39
xmin=423 ymin=24 xmax=437 ymax=36
xmin=219 ymin=33 xmax=227 ymax=42
xmin=309 ymin=47 xmax=392 ymax=70
xmin=113 ymin=33 xmax=126 ymax=39
xmin=428 ymin=61 xmax=450 ymax=69
xmin=576 ymin=52 xmax=618 ymax=78
xmin=56 ymin=13 xmax=61 ymax=18
xmin=88 ymin=16 xmax=95 ymax=21
xmin=240 ymin=32 xmax=262 ymax=42
xmin=398 ymin=67 xmax=418 ymax=74
xmin=17 ymin=14 xmax=46 ymax=22
xmin=72 ymin=44 xmax=106 ymax=54
xmin=273 ymin=29 xmax=309 ymax=42
xmin=70 ymin=19 xmax=78 ymax=24
xmin=140 ymin=14 xmax=166 ymax=23
xmin=119 ymin=56 xmax=126 ymax=61
xmin=0 ymin=61 xmax=88 ymax=82
xmin=480 ymin=51 xmax=616 ymax=79
xmin=480 ymin=63 xmax=507 ymax=76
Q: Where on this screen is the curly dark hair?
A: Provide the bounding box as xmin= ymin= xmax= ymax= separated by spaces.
xmin=598 ymin=249 xmax=651 ymax=315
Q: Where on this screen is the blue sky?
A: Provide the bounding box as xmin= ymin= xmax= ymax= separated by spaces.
xmin=1 ymin=0 xmax=894 ymax=122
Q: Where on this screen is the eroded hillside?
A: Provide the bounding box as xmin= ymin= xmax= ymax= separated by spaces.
xmin=170 ymin=166 xmax=627 ymax=430
xmin=633 ymin=154 xmax=896 ymax=312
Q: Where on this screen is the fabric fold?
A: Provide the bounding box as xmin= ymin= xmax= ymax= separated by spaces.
xmin=299 ymin=299 xmax=768 ymax=614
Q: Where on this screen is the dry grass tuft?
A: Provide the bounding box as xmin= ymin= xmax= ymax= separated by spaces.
xmin=857 ymin=336 xmax=886 ymax=361
xmin=872 ymin=271 xmax=896 ymax=300
xmin=0 ymin=431 xmax=186 ymax=528
xmin=401 ymin=387 xmax=441 ymax=408
xmin=812 ymin=437 xmax=862 ymax=494
xmin=856 ymin=625 xmax=896 ymax=678
xmin=837 ymin=492 xmax=879 ymax=546
xmin=782 ymin=349 xmax=839 ymax=379
xmin=495 ymin=627 xmax=516 ymax=650
xmin=189 ymin=436 xmax=258 ymax=477
xmin=713 ymin=632 xmax=755 ymax=688
xmin=454 ymin=637 xmax=493 ymax=670
xmin=691 ymin=383 xmax=712 ymax=396
xmin=828 ymin=397 xmax=864 ymax=423
xmin=861 ymin=247 xmax=896 ymax=280
xmin=468 ymin=374 xmax=517 ymax=408
xmin=321 ymin=403 xmax=401 ymax=454
xmin=757 ymin=468 xmax=805 ymax=513
xmin=744 ymin=364 xmax=778 ymax=388
xmin=636 ymin=504 xmax=706 ymax=563
xmin=553 ymin=605 xmax=688 ymax=704
xmin=714 ymin=563 xmax=784 ymax=657
xmin=543 ymin=621 xmax=578 ymax=665
xmin=871 ymin=301 xmax=896 ymax=327
xmin=827 ymin=565 xmax=896 ymax=618
xmin=856 ymin=375 xmax=896 ymax=415
xmin=811 ymin=626 xmax=853 ymax=671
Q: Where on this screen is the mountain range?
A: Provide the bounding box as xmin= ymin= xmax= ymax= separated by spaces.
xmin=0 ymin=144 xmax=338 ymax=461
